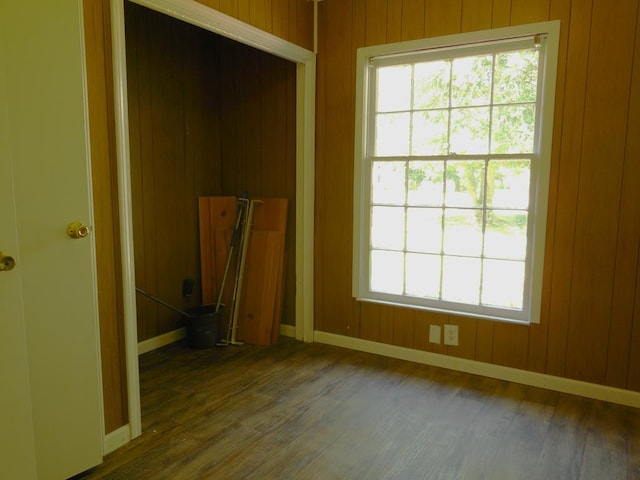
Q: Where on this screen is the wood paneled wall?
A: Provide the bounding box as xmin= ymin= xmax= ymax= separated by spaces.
xmin=83 ymin=0 xmax=311 ymax=434
xmin=126 ymin=3 xmax=297 ymax=342
xmin=315 ymin=0 xmax=640 ymax=392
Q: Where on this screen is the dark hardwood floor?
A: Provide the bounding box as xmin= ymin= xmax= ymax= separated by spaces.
xmin=79 ymin=337 xmax=640 ymax=479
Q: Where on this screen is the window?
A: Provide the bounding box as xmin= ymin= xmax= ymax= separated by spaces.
xmin=353 ymin=22 xmax=560 ymax=324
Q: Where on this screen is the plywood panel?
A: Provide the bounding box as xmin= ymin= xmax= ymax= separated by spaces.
xmin=236 ymin=198 xmax=288 ymax=345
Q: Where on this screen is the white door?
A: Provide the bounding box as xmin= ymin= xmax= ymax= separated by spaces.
xmin=0 ymin=38 xmax=39 ymax=480
xmin=0 ymin=1 xmax=104 ymax=479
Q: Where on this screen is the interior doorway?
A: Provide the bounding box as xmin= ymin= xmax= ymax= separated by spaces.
xmin=111 ymin=0 xmax=316 ymax=439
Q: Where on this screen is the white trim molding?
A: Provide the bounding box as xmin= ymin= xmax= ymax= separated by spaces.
xmin=103 ymin=425 xmax=131 ymax=455
xmin=279 ymin=323 xmax=297 ymax=338
xmin=111 ymin=0 xmax=316 ymax=444
xmin=313 ymin=331 xmax=640 ymax=409
xmin=137 ymin=328 xmax=186 ymax=355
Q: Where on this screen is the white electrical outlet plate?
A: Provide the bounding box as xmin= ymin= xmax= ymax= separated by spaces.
xmin=429 ymin=325 xmax=441 ymax=344
xmin=444 ymin=324 xmax=459 ymax=346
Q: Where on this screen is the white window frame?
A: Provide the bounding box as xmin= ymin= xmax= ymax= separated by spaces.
xmin=352 ymin=21 xmax=560 ymax=324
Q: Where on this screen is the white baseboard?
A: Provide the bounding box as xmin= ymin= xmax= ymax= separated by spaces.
xmin=103 ymin=424 xmax=130 ymax=455
xmin=137 ymin=324 xmax=296 ymax=355
xmin=313 ymin=331 xmax=640 ymax=409
xmin=279 ymin=323 xmax=296 ymax=338
xmin=138 ymin=328 xmax=186 ymax=355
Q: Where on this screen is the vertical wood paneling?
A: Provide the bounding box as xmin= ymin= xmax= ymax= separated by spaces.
xmin=510 ymin=0 xmax=550 ymax=23
xmin=386 ymin=0 xmax=403 ymax=43
xmin=238 ymin=0 xmax=251 ymax=24
xmin=491 ymin=0 xmax=512 ymax=28
xmin=314 ymin=0 xmax=327 ymax=332
xmin=616 ymin=5 xmax=640 ymax=391
xmin=544 ymin=0 xmax=592 ymax=377
xmin=565 ymin=0 xmax=637 ymax=384
xmin=527 ymin=0 xmax=572 ymax=374
xmin=217 ymin=0 xmax=238 ymax=17
xmin=425 ymin=0 xmax=462 ymax=37
xmin=317 ymin=0 xmax=354 ymax=336
xmin=366 ymin=0 xmax=387 ymax=45
xmin=316 ymin=0 xmax=640 ymax=393
xmin=393 ymin=308 xmax=415 ymax=348
xmin=453 ymin=315 xmax=477 ymax=359
xmin=462 ymin=0 xmax=492 ymax=33
xmin=401 ymin=0 xmax=425 ymax=40
xmin=125 ymin=4 xmax=297 ymax=340
xmin=195 ymin=0 xmax=312 ymax=48
xmin=271 ymin=0 xmax=289 ymax=39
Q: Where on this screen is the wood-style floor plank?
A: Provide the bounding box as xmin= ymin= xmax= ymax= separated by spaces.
xmin=78 ymin=338 xmax=640 ymax=479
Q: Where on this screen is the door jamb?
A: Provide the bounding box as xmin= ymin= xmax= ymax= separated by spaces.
xmin=110 ymin=0 xmax=316 ymax=439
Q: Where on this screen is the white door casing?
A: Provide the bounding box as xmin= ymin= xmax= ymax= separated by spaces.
xmin=111 ymin=0 xmax=316 ymax=441
xmin=0 ymin=0 xmax=104 ymax=478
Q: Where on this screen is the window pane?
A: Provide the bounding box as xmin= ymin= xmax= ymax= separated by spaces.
xmin=406 ymin=253 xmax=441 ymax=298
xmin=450 ymin=107 xmax=490 ymax=154
xmin=491 ymin=105 xmax=536 ymax=154
xmin=407 ymin=161 xmax=444 ymax=206
xmin=376 ymin=113 xmax=410 ymax=156
xmin=443 ymin=209 xmax=483 ymax=256
xmin=484 ymin=210 xmax=528 ymax=260
xmin=451 ymin=55 xmax=493 ymax=107
xmin=407 ymin=207 xmax=442 ymax=253
xmin=412 ymin=110 xmax=449 ymax=155
xmin=482 ymin=259 xmax=525 ymax=309
xmin=445 ymin=160 xmax=485 ymax=207
xmin=371 ymin=206 xmax=405 ymax=250
xmin=372 ymin=161 xmax=406 ymax=205
xmin=413 ymin=60 xmax=450 ymax=109
xmin=377 ymin=65 xmax=411 ymax=112
xmin=487 ymin=160 xmax=530 ymax=209
xmin=442 ymin=256 xmax=481 ymax=304
xmin=371 ymin=250 xmax=404 ymax=294
xmin=493 ymin=49 xmax=539 ymax=104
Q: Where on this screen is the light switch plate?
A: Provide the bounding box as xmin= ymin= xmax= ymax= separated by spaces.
xmin=444 ymin=324 xmax=459 ymax=346
xmin=429 ymin=325 xmax=441 ymax=344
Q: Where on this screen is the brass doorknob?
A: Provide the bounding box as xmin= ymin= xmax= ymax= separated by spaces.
xmin=0 ymin=252 xmax=16 ymax=272
xmin=67 ymin=222 xmax=91 ymax=239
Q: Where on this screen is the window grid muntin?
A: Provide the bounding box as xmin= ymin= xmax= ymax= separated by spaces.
xmin=368 ymin=154 xmax=533 ymax=310
xmin=357 ymin=25 xmax=558 ymax=324
xmin=369 ymin=46 xmax=540 ymax=304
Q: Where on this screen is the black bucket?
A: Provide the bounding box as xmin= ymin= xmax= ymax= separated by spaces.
xmin=183 ymin=305 xmax=222 ymax=349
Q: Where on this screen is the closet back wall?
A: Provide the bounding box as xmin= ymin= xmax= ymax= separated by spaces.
xmin=125 ymin=3 xmax=297 ymax=342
